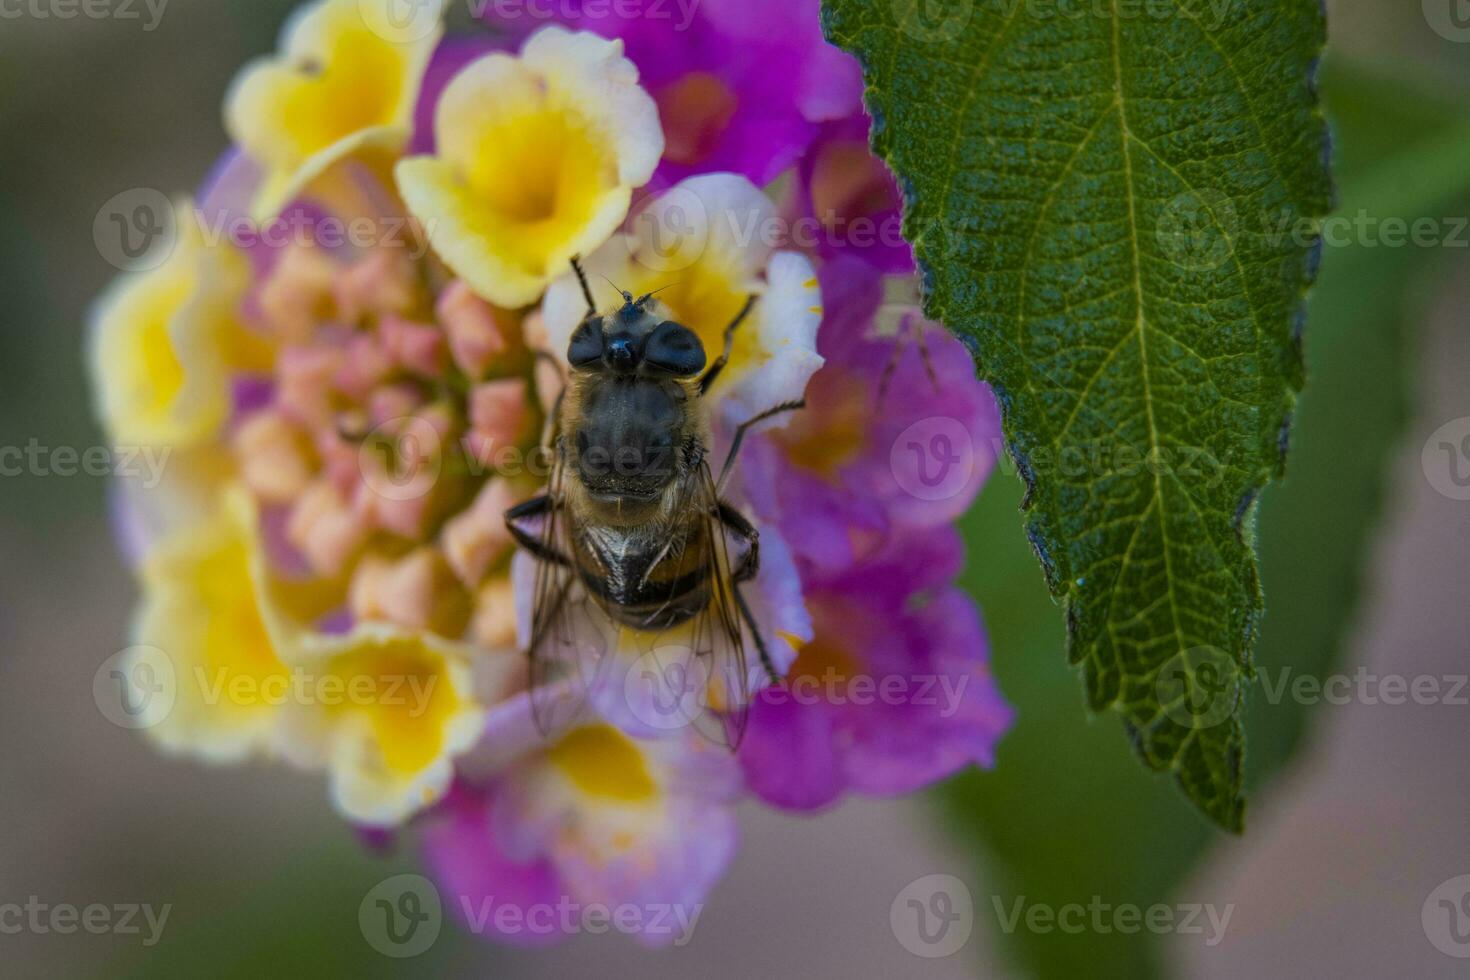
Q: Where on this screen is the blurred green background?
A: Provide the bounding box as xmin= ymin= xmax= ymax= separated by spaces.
xmin=4 ymin=1 xmax=1470 ymax=977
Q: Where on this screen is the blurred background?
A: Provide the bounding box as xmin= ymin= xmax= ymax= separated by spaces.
xmin=3 ymin=1 xmax=1469 ymax=976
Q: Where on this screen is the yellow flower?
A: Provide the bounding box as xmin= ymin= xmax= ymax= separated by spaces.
xmin=89 ymin=198 xmax=263 ymax=452
xmin=277 ymin=625 xmax=489 ymax=826
xmin=396 ymin=27 xmax=663 ymax=308
xmin=225 ymin=0 xmax=446 ymax=219
xmin=133 ymin=485 xmax=491 ymax=825
xmin=131 ymin=490 xmax=289 ymax=762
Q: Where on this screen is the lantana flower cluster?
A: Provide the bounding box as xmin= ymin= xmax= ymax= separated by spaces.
xmin=90 ymin=0 xmax=1011 ymax=944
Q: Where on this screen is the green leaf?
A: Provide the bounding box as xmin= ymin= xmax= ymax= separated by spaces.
xmin=824 ymin=0 xmax=1333 ymax=826
xmin=946 ymin=463 xmax=1205 ymax=978
xmin=936 ymin=59 xmax=1470 ymax=978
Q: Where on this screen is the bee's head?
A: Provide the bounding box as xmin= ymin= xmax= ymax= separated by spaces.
xmin=566 ymin=292 xmax=706 ymax=378
xmin=564 ymin=292 xmax=704 ymax=503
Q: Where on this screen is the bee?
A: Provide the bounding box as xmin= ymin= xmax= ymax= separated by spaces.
xmin=505 ymin=258 xmax=801 ymax=744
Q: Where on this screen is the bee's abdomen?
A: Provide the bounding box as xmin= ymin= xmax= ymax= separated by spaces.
xmin=599 ymin=576 xmax=710 ymax=631
xmin=575 ymin=525 xmax=711 ymax=631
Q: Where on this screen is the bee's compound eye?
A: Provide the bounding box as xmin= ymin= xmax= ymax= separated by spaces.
xmin=643 ymin=321 xmax=706 ymax=377
xmin=568 ymin=317 xmax=603 ymax=368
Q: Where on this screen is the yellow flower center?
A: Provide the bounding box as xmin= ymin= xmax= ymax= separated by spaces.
xmin=274 ymin=31 xmax=407 ymax=165
xmin=546 ymin=725 xmax=658 ymax=803
xmin=466 ymin=108 xmax=614 ymax=245
xmin=326 ymin=638 xmax=465 ymax=776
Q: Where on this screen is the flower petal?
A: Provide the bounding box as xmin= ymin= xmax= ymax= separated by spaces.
xmin=225 ymin=0 xmax=445 ymax=218
xmin=277 ymin=624 xmax=488 ymax=826
xmin=131 ymin=489 xmax=288 ymax=762
xmin=719 ymin=249 xmax=824 ymax=424
xmin=89 ymin=200 xmax=262 ymax=451
xmin=431 ymin=725 xmax=738 ymax=945
xmin=422 ymin=783 xmax=566 ymax=948
xmin=397 ymin=27 xmax=661 ymax=307
xmin=541 ymin=174 xmax=823 ymax=423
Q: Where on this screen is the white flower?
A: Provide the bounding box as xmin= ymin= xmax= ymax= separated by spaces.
xmin=542 ymin=173 xmax=824 ymax=426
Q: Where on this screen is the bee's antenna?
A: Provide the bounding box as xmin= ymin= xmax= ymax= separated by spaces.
xmin=599 ymin=275 xmax=633 ymax=305
xmin=634 ymin=283 xmax=678 ymax=307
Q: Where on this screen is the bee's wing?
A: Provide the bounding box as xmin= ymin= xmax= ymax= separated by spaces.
xmin=683 ymin=459 xmax=755 ymax=748
xmin=524 ymin=456 xmax=612 ymax=738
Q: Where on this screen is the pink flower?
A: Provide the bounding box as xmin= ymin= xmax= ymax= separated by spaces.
xmin=742 ymin=257 xmax=1004 ymax=572
xmin=740 ymin=531 xmax=1012 ymax=809
xmin=518 ymin=0 xmax=863 ymax=186
xmin=424 ymin=724 xmax=740 ymax=948
xmin=784 ymin=113 xmax=914 ymax=275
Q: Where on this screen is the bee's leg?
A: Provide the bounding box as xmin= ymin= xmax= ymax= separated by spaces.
xmin=717 ymin=399 xmax=805 ymax=494
xmin=733 ymin=581 xmax=781 ymax=685
xmin=716 ymin=501 xmax=760 ymax=582
xmin=700 ymin=294 xmax=758 ymax=395
xmin=716 ymin=502 xmax=780 ymax=684
xmin=505 ymin=495 xmax=571 ymax=566
xmin=570 ymin=255 xmax=596 ymax=317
